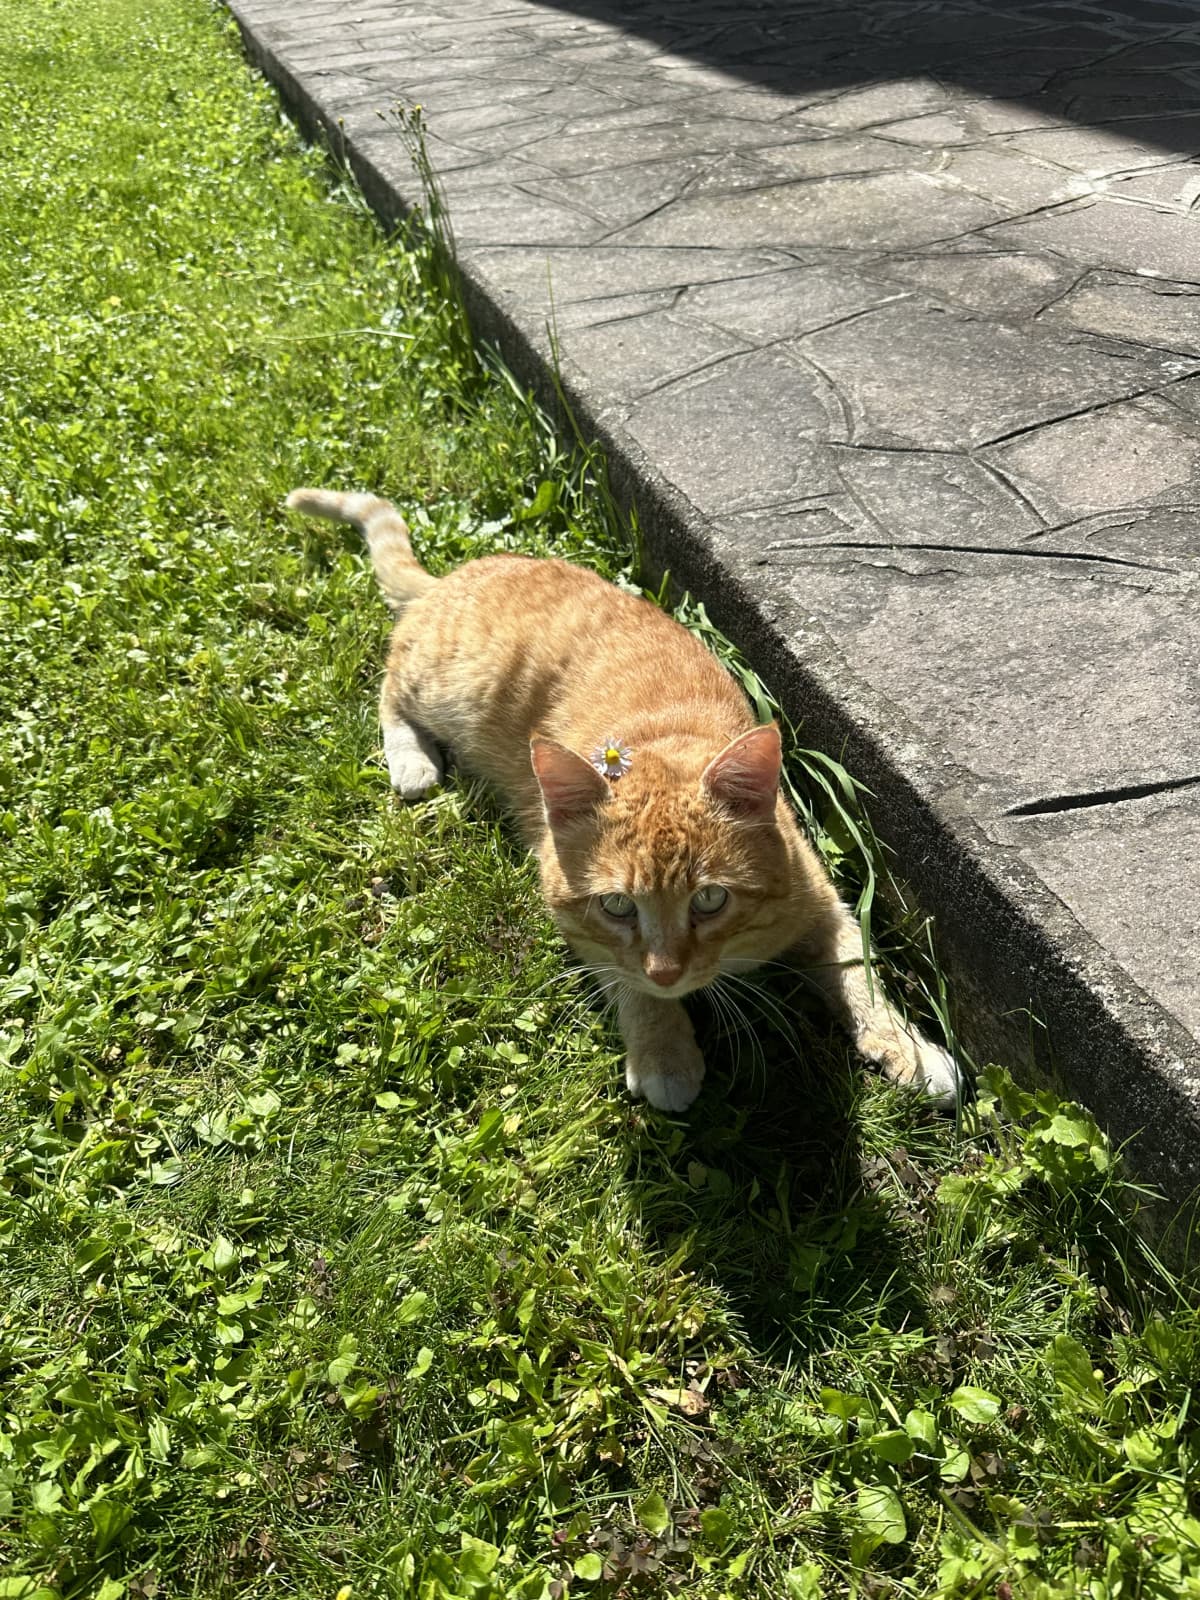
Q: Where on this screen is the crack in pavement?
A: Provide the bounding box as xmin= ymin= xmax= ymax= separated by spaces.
xmin=1020 ymin=503 xmax=1200 ymax=542
xmin=972 ymin=378 xmax=1193 ymax=449
xmin=970 ymin=457 xmax=1052 ymax=529
xmin=1006 ymin=774 xmax=1200 ymax=817
xmin=763 ymin=538 xmax=1177 ymax=573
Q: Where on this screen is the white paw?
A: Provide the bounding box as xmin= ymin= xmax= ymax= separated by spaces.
xmin=912 ymin=1038 xmax=964 ymax=1109
xmin=625 ymin=1057 xmax=704 ymax=1112
xmin=858 ymin=1023 xmax=964 ymax=1111
xmin=387 ymin=752 xmax=441 ymax=799
xmin=384 ymin=724 xmax=442 ymax=799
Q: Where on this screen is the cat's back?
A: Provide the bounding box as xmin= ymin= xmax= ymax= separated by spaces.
xmin=415 ymin=549 xmax=634 ymax=617
xmin=399 ymin=550 xmax=703 ymax=672
xmin=391 ymin=550 xmax=748 ymax=776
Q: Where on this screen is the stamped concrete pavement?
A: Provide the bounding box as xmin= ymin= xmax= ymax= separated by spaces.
xmin=229 ymin=0 xmax=1200 ymax=1217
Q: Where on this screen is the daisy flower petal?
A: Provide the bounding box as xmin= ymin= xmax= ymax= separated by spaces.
xmin=590 ymin=737 xmax=632 ymax=780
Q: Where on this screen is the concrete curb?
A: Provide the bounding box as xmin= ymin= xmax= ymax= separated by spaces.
xmin=229 ymin=2 xmax=1200 ymax=1240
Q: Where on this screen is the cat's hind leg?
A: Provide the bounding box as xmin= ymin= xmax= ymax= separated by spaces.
xmin=800 ymin=904 xmax=962 ymax=1108
xmin=380 ymin=685 xmax=442 ymax=800
xmin=618 ymin=988 xmax=705 ymax=1112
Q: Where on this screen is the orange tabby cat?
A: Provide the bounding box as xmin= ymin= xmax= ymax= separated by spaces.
xmin=287 ymin=488 xmax=961 ymax=1112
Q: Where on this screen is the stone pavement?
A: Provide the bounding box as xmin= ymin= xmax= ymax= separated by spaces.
xmin=230 ymin=0 xmax=1200 ymax=1214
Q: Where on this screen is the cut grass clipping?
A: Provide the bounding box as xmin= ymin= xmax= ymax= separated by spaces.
xmin=2 ymin=0 xmax=1199 ymax=1596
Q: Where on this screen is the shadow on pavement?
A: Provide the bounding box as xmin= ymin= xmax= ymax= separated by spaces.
xmin=526 ymin=0 xmax=1200 ymax=151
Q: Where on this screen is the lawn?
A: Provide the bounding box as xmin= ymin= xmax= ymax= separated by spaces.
xmin=2 ymin=1 xmax=1199 ymax=1596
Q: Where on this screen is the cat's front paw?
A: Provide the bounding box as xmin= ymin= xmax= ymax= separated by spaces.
xmin=625 ymin=1037 xmax=705 ymax=1113
xmin=859 ymin=1026 xmax=964 ymax=1110
xmin=383 ymin=724 xmax=443 ymax=800
xmin=389 ymin=753 xmax=441 ymax=800
xmin=908 ymin=1038 xmax=963 ymax=1109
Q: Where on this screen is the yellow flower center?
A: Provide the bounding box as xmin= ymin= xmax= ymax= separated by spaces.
xmin=605 ymin=747 xmax=621 ymax=763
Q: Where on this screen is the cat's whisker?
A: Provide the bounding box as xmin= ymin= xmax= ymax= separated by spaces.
xmin=720 ymin=955 xmax=825 ymax=982
xmin=716 ymin=971 xmax=804 ymax=1043
xmin=709 ymin=976 xmax=748 ymax=1035
xmin=707 ymin=979 xmax=768 ymax=1083
xmin=704 ymin=981 xmax=750 ymax=1076
xmin=699 ymin=977 xmax=732 ymax=1032
xmin=716 ymin=977 xmax=764 ymax=1051
xmin=721 ymin=957 xmax=869 ymax=1027
xmin=711 ymin=983 xmax=801 ymax=1092
xmin=581 ymin=963 xmax=631 ymax=989
xmin=578 ymin=964 xmax=633 ymax=1016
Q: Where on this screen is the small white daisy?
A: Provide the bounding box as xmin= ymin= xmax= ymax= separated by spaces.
xmin=590 ymin=737 xmax=632 ymax=781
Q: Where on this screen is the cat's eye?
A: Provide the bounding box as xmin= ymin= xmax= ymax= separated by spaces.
xmin=691 ymin=884 xmax=729 ymax=916
xmin=598 ymin=892 xmax=637 ymax=920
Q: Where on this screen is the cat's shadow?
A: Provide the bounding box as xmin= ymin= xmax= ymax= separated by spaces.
xmin=620 ymin=972 xmax=938 ymax=1360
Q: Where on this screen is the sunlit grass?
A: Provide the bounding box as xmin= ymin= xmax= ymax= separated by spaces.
xmin=1 ymin=1 xmax=1198 ymax=1597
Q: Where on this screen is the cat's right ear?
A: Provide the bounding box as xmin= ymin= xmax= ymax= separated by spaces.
xmin=530 ymin=738 xmax=609 ymax=829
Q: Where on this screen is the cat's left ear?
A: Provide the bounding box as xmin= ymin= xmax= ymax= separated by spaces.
xmin=530 ymin=737 xmax=610 ymax=830
xmin=701 ymin=723 xmax=782 ymax=821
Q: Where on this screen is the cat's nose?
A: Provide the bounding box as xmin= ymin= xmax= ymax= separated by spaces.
xmin=645 ymin=956 xmax=684 ymax=988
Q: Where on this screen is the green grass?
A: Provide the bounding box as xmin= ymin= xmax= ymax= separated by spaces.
xmin=2 ymin=1 xmax=1200 ymax=1596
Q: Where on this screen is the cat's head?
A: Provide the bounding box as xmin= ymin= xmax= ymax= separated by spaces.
xmin=531 ymin=724 xmax=796 ymax=998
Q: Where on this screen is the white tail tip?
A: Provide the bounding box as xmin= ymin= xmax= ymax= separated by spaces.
xmin=285 ymin=487 xmax=372 ymax=523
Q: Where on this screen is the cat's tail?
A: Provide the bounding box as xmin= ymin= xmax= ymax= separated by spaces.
xmin=285 ymin=488 xmax=437 ymax=614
